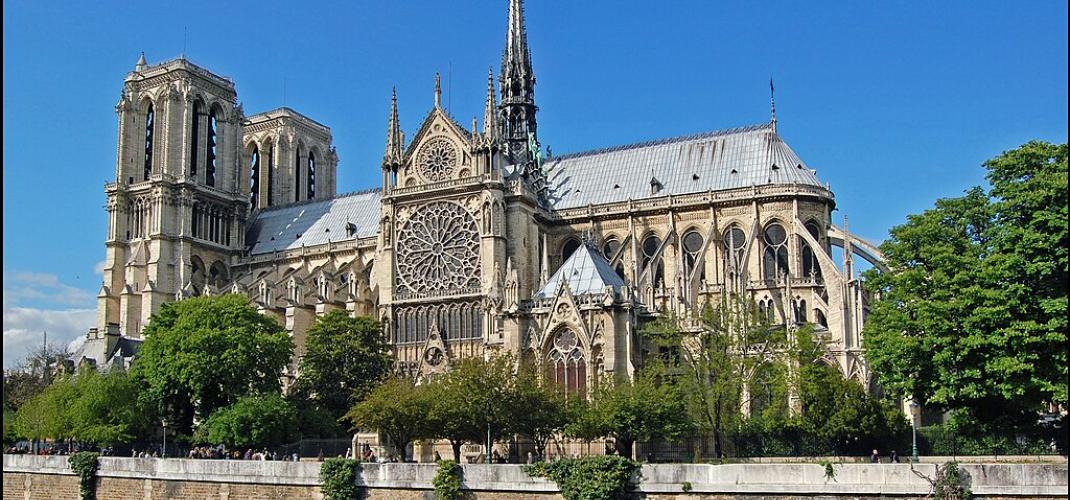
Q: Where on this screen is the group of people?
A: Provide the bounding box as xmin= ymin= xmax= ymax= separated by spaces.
xmin=870 ymin=449 xmax=903 ymax=463
xmin=185 ymin=446 xmax=300 ymax=462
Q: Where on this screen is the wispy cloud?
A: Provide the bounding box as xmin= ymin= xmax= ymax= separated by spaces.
xmin=3 ymin=271 xmax=95 ymax=307
xmin=2 ymin=271 xmax=97 ymax=368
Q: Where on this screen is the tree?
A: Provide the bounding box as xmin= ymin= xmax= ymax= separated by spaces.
xmin=427 ymin=355 xmax=519 ymax=462
xmin=562 ymin=398 xmax=606 ymax=457
xmin=195 ymin=394 xmax=297 ymax=449
xmin=511 ymin=367 xmax=569 ymax=460
xmin=4 ymin=342 xmax=74 ymax=412
xmin=67 ymin=369 xmax=148 ymax=447
xmin=345 ymin=376 xmax=432 ymax=461
xmin=864 ymin=141 xmax=1068 ymax=433
xmin=13 ymin=374 xmax=80 ymax=442
xmin=295 ymin=311 xmax=392 ymax=424
xmin=591 ymin=372 xmax=690 ymax=459
xmin=131 ymin=294 xmax=293 ymax=437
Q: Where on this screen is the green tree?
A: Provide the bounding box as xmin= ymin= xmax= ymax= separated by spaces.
xmin=562 ymin=397 xmax=606 ymax=457
xmin=131 ymin=294 xmax=293 ymax=437
xmin=13 ymin=374 xmax=80 ymax=442
xmin=427 ymin=355 xmax=519 ymax=462
xmin=591 ymin=372 xmax=690 ymax=459
xmin=345 ymin=376 xmax=432 ymax=461
xmin=511 ymin=367 xmax=569 ymax=460
xmin=68 ymin=369 xmax=148 ymax=447
xmin=295 ymin=311 xmax=392 ymax=425
xmin=195 ymin=394 xmax=297 ymax=449
xmin=864 ymin=141 xmax=1068 ymax=433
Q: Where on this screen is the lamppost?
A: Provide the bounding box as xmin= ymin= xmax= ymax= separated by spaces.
xmin=909 ymin=400 xmax=920 ymax=463
xmin=161 ymin=420 xmax=168 ymax=459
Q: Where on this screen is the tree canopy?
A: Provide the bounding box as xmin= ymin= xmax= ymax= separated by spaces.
xmin=12 ymin=369 xmax=147 ymax=447
xmin=131 ymin=294 xmax=293 ymax=437
xmin=345 ymin=376 xmax=433 ymax=461
xmin=195 ymin=394 xmax=297 ymax=449
xmin=863 ymin=141 xmax=1068 ymax=432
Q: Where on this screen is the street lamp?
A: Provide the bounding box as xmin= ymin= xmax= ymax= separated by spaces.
xmin=161 ymin=420 xmax=168 ymax=459
xmin=908 ymin=400 xmax=920 ymax=463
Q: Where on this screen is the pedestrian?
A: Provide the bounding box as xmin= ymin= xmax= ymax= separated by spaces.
xmin=526 ymin=452 xmax=533 ymax=464
xmin=890 ymin=450 xmax=900 ymax=463
xmin=433 ymin=450 xmax=441 ymax=462
xmin=870 ymin=449 xmax=880 ymax=463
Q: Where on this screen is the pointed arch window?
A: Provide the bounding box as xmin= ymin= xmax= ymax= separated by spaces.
xmin=561 ymin=238 xmax=580 ymax=262
xmin=762 ymin=222 xmax=789 ymax=282
xmin=641 ymin=234 xmax=664 ymax=286
xmin=250 ymin=147 xmax=260 ymax=209
xmin=307 ymin=151 xmax=316 ymax=200
xmin=547 ymin=329 xmax=587 ymax=399
xmin=206 ymin=109 xmax=218 ymax=187
xmin=723 ymin=225 xmax=746 ymax=277
xmin=294 ymin=147 xmax=301 ymax=202
xmin=190 ymin=100 xmax=202 ymax=178
xmin=682 ymin=230 xmax=705 ymax=281
xmin=800 ymin=221 xmax=823 ymax=280
xmin=267 ymin=144 xmax=275 ymax=207
xmin=602 ymin=236 xmax=625 ymax=279
xmin=143 ymin=103 xmax=155 ymax=181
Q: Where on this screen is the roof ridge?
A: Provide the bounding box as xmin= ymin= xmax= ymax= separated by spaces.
xmin=254 ymin=187 xmax=382 ymax=214
xmin=550 ymin=123 xmax=771 ymax=161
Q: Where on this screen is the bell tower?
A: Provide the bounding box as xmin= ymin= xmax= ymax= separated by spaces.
xmin=97 ymin=54 xmax=248 ymax=338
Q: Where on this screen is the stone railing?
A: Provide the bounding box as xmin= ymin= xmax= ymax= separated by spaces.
xmin=4 ymin=455 xmax=1066 ymax=497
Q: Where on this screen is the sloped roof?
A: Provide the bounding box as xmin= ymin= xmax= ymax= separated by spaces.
xmin=246 ymin=189 xmax=381 ymax=255
xmin=543 ymin=123 xmax=823 ymax=209
xmin=535 ymin=244 xmax=625 ymax=299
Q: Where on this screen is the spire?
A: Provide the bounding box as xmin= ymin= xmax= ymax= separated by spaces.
xmin=499 ymin=0 xmax=538 ymax=166
xmin=482 ymin=68 xmax=498 ymax=140
xmin=383 ymin=87 xmax=403 ymax=166
xmin=135 ymin=52 xmax=147 ymax=72
xmin=434 ymin=73 xmax=442 ymax=108
xmin=503 ymin=0 xmax=532 ymax=80
xmin=769 ymin=78 xmax=777 ymax=134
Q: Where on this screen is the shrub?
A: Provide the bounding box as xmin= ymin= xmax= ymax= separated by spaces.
xmin=68 ymin=451 xmax=99 ymax=500
xmin=433 ymin=459 xmax=463 ymax=500
xmin=320 ymin=458 xmax=360 ymax=500
xmin=526 ymin=455 xmax=640 ymax=500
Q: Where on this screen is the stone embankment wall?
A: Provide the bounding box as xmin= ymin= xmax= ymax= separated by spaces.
xmin=3 ymin=454 xmax=1066 ymax=499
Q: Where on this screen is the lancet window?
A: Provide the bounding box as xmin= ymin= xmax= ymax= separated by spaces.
xmin=723 ymin=225 xmax=746 ymax=280
xmin=682 ymin=230 xmax=705 ymax=281
xmin=143 ymin=103 xmax=155 ymax=181
xmin=249 ymin=147 xmax=260 ymax=208
xmin=641 ymin=233 xmax=665 ymax=286
xmin=307 ymin=151 xmax=316 ymax=200
xmin=206 ymin=109 xmax=218 ymax=187
xmin=392 ymin=301 xmax=483 ymax=344
xmin=762 ymin=222 xmax=790 ymax=282
xmin=547 ymin=329 xmax=587 ymax=399
xmin=800 ymin=221 xmax=822 ymax=280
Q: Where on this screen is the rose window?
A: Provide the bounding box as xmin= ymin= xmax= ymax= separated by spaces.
xmin=417 ymin=138 xmax=458 ymax=182
xmin=396 ymin=201 xmax=480 ymax=294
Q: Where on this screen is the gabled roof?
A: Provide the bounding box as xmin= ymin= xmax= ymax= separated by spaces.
xmin=543 ymin=123 xmax=824 ymax=209
xmin=246 ymin=189 xmax=381 ymax=255
xmin=535 ymin=244 xmax=624 ymax=299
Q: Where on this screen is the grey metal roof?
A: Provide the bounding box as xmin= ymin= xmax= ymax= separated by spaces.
xmin=247 ymin=189 xmax=381 ymax=255
xmin=535 ymin=244 xmax=625 ymax=299
xmin=543 ymin=123 xmax=824 ymax=209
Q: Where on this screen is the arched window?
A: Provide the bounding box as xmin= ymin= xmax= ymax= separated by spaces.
xmin=191 ymin=203 xmax=200 ymax=237
xmin=561 ymin=238 xmax=580 ymax=262
xmin=641 ymin=234 xmax=664 ymax=286
xmin=547 ymin=329 xmax=587 ymax=399
xmin=190 ymin=100 xmax=202 ymax=178
xmin=723 ymin=225 xmax=746 ymax=275
xmin=206 ymin=109 xmax=218 ymax=187
xmin=249 ymin=147 xmax=260 ymax=208
xmin=307 ymin=151 xmax=317 ymax=200
xmin=762 ymin=222 xmax=790 ymax=282
xmin=797 ymin=299 xmax=807 ymax=323
xmin=143 ymin=103 xmax=155 ymax=181
xmin=267 ymin=144 xmax=275 ymax=207
xmin=682 ymin=230 xmax=705 ymax=281
xmin=801 ymin=221 xmax=822 ymax=280
xmin=294 ymin=146 xmax=301 ymax=202
xmin=602 ymin=236 xmax=625 ymax=279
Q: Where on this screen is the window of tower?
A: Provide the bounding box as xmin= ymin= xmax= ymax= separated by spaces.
xmin=143 ymin=103 xmax=155 ymax=181
xmin=294 ymin=147 xmax=301 ymax=202
xmin=190 ymin=100 xmax=201 ymax=178
xmin=250 ymin=147 xmax=260 ymax=209
xmin=206 ymin=109 xmax=218 ymax=187
xmin=762 ymin=222 xmax=789 ymax=283
xmin=267 ymin=144 xmax=275 ymax=207
xmin=307 ymin=151 xmax=316 ymax=200
xmin=561 ymin=238 xmax=580 ymax=262
xmin=682 ymin=230 xmax=705 ymax=281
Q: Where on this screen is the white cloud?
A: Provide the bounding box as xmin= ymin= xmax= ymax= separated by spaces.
xmin=94 ymin=260 xmax=106 ymax=275
xmin=2 ymin=271 xmax=97 ymax=368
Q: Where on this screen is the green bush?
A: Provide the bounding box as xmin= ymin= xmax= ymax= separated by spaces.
xmin=68 ymin=452 xmax=99 ymax=500
xmin=526 ymin=455 xmax=640 ymax=500
xmin=432 ymin=459 xmax=463 ymax=500
xmin=934 ymin=462 xmax=972 ymax=500
xmin=320 ymin=458 xmax=360 ymax=500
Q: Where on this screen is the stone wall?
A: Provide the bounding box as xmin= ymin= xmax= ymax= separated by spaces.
xmin=4 ymin=454 xmax=1066 ymax=499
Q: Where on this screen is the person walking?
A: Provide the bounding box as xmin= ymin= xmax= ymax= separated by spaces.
xmin=870 ymin=449 xmax=880 ymax=463
xmin=890 ymin=450 xmax=900 ymax=463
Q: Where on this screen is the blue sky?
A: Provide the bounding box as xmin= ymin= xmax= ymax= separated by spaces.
xmin=3 ymin=0 xmax=1067 ymax=367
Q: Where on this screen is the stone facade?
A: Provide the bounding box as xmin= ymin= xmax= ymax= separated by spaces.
xmin=84 ymin=0 xmax=886 ymax=403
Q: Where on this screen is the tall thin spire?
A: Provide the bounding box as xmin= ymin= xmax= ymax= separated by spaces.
xmin=384 ymin=87 xmax=403 ymax=166
xmin=434 ymin=73 xmax=442 ymax=109
xmin=769 ymin=78 xmax=778 ymax=134
xmin=483 ymin=68 xmax=498 ymax=140
xmin=499 ymin=0 xmax=538 ymax=166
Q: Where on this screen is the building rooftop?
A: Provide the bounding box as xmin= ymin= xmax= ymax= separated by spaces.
xmin=246 ymin=189 xmax=381 ymax=255
xmin=534 ymin=243 xmax=625 ymax=299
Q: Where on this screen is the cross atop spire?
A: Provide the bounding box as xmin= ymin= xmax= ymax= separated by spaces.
xmin=769 ymin=78 xmax=778 ymax=134
xmin=434 ymin=73 xmax=442 ymax=108
xmin=383 ymin=87 xmax=403 ymax=166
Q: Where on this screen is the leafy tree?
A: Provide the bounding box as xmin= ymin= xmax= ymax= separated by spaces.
xmin=511 ymin=367 xmax=569 ymax=460
xmin=591 ymin=372 xmax=690 ymax=459
xmin=195 ymin=394 xmax=297 ymax=449
xmin=799 ymin=362 xmax=908 ymax=455
xmin=295 ymin=311 xmax=392 ymax=423
xmin=131 ymin=294 xmax=293 ymax=437
xmin=562 ymin=397 xmax=606 ymax=457
xmin=864 ymin=141 xmax=1068 ymax=433
xmin=68 ymin=369 xmax=148 ymax=447
xmin=13 ymin=374 xmax=79 ymax=441
xmin=427 ymin=355 xmax=519 ymax=461
xmin=4 ymin=407 xmax=15 ymax=446
xmin=345 ymin=376 xmax=432 ymax=461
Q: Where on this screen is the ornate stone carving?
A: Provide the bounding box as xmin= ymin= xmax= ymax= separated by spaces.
xmin=395 ymin=201 xmax=480 ymax=294
xmin=416 ymin=137 xmax=458 ymax=182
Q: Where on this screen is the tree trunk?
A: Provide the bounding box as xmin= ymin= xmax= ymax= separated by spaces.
xmin=451 ymin=440 xmax=462 ymax=462
xmin=617 ymin=438 xmax=634 ymax=459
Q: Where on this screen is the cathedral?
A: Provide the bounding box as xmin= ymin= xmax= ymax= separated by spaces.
xmin=82 ymin=0 xmax=885 ymax=403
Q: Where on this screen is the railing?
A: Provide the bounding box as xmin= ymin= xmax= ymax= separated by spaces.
xmin=389 ymin=173 xmax=500 ymax=197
